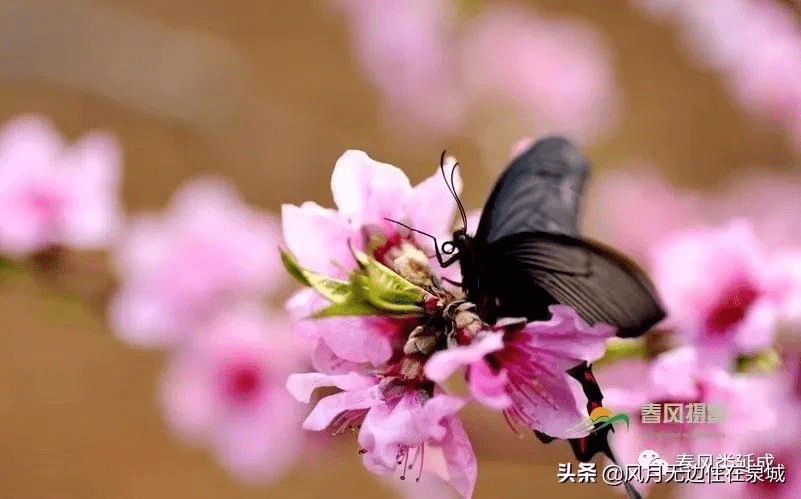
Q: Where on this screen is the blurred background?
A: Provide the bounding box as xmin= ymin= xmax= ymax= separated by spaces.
xmin=1 ymin=0 xmax=800 ymax=498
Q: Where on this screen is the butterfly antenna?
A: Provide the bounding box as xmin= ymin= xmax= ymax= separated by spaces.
xmin=439 ymin=150 xmax=457 ymax=198
xmin=440 ymin=150 xmax=468 ymax=230
xmin=383 ymin=217 xmax=439 ymax=249
xmin=449 ymin=159 xmax=468 ymax=230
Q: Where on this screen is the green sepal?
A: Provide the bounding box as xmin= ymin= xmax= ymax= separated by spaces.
xmin=351 ymin=250 xmax=427 ymax=313
xmin=280 ymin=250 xmax=351 ymax=303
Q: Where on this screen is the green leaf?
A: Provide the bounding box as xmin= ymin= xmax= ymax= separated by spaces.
xmin=280 ymin=250 xmax=352 ymax=303
xmin=352 ymin=251 xmax=427 ymax=313
xmin=313 ymin=298 xmax=384 ymax=318
xmin=281 ymin=250 xmax=311 ymax=286
xmin=736 ymin=350 xmax=782 ymax=374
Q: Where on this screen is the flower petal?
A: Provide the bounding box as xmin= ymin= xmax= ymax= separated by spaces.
xmin=468 ymin=360 xmax=512 ymax=410
xmin=302 ymin=385 xmax=381 ymax=431
xmin=286 ymin=372 xmax=377 ymax=403
xmin=281 ymin=202 xmax=357 ymax=277
xmin=523 ymin=305 xmax=616 ymax=366
xmin=424 ymin=332 xmax=505 ymax=383
xmin=330 ymin=150 xmax=412 ymax=229
xmin=438 ymin=415 xmax=477 ymax=499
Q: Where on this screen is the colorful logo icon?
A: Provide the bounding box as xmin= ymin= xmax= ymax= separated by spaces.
xmin=568 ymin=406 xmax=631 ymax=436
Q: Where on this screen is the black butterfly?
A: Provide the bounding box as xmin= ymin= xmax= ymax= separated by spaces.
xmin=434 ymin=136 xmax=665 ymax=336
xmin=430 ymin=136 xmax=664 ymax=499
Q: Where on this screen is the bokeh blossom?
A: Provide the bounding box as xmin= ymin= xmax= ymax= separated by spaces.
xmin=596 ymin=168 xmax=801 ymax=356
xmin=673 ymin=355 xmax=801 ymax=499
xmin=107 ymin=174 xmax=308 ymax=486
xmin=596 ymin=165 xmax=801 ymax=497
xmin=0 ymin=114 xmax=122 ymax=258
xmin=597 ymin=346 xmax=779 ymax=494
xmin=460 ymin=4 xmax=620 ymax=143
xmin=160 ymin=304 xmax=305 ymax=483
xmin=631 ymin=0 xmax=801 ymax=147
xmin=333 ymin=1 xmax=620 ymax=143
xmin=108 ymin=177 xmax=283 ymax=347
xmin=331 ymin=0 xmax=466 ymax=135
xmin=651 ymin=221 xmax=787 ymax=366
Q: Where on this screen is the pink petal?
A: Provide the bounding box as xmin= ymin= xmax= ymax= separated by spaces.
xmin=159 ymin=351 xmax=218 ymax=444
xmin=438 ymin=415 xmax=477 ymax=499
xmin=281 ymin=201 xmax=357 ymax=277
xmin=359 ymin=393 xmax=465 ymax=474
xmin=302 ymin=386 xmax=381 ymax=431
xmin=107 ymin=289 xmax=178 ymax=347
xmin=310 ymin=340 xmax=361 ymax=375
xmin=468 ymin=360 xmax=512 ymax=410
xmin=648 ymin=347 xmax=701 ymax=401
xmin=330 ymin=150 xmax=412 ymax=229
xmin=524 ymin=305 xmax=617 ymax=366
xmin=213 ymin=384 xmax=301 ymax=484
xmin=411 ymin=394 xmax=467 ymax=442
xmin=0 ymin=114 xmax=63 ymax=176
xmin=424 ymin=332 xmax=505 ymax=383
xmin=514 ymin=370 xmax=588 ymax=439
xmin=286 ymin=294 xmax=394 ymax=366
xmin=59 ymin=131 xmax=122 ymax=248
xmin=285 ymin=372 xmax=377 ymax=404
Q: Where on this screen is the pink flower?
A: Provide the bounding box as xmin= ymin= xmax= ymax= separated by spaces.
xmin=712 ymin=171 xmax=801 ymax=251
xmin=109 ymin=177 xmax=283 ymax=347
xmin=592 ymin=168 xmax=703 ymax=262
xmin=333 ymin=1 xmax=621 ymax=143
xmin=332 ymin=0 xmax=466 ymax=136
xmin=632 ymin=0 xmax=801 ymax=147
xmin=651 ymin=221 xmax=785 ymax=365
xmin=675 ymin=355 xmax=801 ymax=499
xmin=597 ymin=347 xmax=780 ymax=495
xmin=595 ymin=167 xmax=801 ymax=256
xmin=0 ymin=113 xmax=122 ymax=257
xmin=160 ymin=304 xmax=304 ymax=484
xmin=425 ymin=305 xmax=616 ymax=438
xmin=287 ymin=290 xmax=410 ymax=368
xmin=286 ymin=372 xmax=476 ymax=498
xmin=596 ymin=168 xmax=801 ymax=355
xmin=282 ymin=150 xmax=462 ymax=366
xmin=461 ymin=4 xmax=620 ymax=143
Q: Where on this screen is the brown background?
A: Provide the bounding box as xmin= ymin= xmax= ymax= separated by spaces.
xmin=1 ymin=0 xmax=798 ymax=498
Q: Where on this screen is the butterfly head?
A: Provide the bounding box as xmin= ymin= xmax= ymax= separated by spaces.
xmin=441 ymin=227 xmax=469 ymax=257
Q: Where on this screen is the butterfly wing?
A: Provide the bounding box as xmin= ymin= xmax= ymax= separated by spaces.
xmin=474 ymin=136 xmax=590 ymax=244
xmin=477 ymin=232 xmax=665 ymax=337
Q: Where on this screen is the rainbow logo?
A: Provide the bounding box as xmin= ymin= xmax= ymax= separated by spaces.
xmin=568 ymin=406 xmax=630 ymax=436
